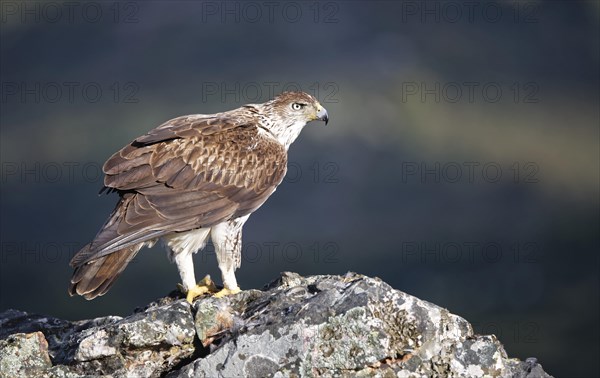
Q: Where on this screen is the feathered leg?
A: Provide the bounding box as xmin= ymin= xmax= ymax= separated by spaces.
xmin=210 ymin=215 xmax=249 ymax=297
xmin=164 ymin=227 xmax=216 ymax=303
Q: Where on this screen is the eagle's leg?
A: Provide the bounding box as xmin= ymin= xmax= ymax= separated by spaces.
xmin=173 ymin=250 xmax=215 ymax=303
xmin=166 ymin=228 xmax=216 ymax=303
xmin=211 ymin=217 xmax=248 ymax=298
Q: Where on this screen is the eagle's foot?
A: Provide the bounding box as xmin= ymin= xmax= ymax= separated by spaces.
xmin=213 ymin=286 xmax=241 ymax=298
xmin=182 ymin=275 xmax=218 ymax=303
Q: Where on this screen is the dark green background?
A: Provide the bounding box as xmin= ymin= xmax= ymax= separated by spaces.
xmin=1 ymin=1 xmax=598 ymax=376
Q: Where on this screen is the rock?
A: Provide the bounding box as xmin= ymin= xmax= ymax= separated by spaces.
xmin=0 ymin=272 xmax=553 ymax=377
xmin=0 ymin=300 xmax=195 ymax=377
xmin=0 ymin=332 xmax=52 ymax=376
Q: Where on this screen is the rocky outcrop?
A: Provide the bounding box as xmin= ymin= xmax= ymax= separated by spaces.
xmin=0 ymin=272 xmax=552 ymax=377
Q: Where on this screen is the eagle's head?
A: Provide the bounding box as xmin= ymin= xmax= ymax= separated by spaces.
xmin=251 ymin=91 xmax=329 ymax=149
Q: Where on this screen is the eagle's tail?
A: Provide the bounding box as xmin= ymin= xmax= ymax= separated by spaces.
xmin=68 ymin=243 xmax=142 ymax=300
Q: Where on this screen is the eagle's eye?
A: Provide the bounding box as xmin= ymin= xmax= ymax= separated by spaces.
xmin=291 ymin=102 xmax=305 ymax=111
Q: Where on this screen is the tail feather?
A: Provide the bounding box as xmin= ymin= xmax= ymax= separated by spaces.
xmin=68 ymin=244 xmax=141 ymax=300
xmin=68 ymin=193 xmax=153 ymax=300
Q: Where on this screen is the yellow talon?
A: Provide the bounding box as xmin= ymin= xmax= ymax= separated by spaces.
xmin=183 ymin=275 xmax=218 ymax=303
xmin=178 ymin=275 xmax=241 ymax=301
xmin=213 ymin=287 xmax=241 ymax=298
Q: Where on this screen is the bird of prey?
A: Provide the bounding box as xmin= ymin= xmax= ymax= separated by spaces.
xmin=69 ymin=91 xmax=329 ymax=302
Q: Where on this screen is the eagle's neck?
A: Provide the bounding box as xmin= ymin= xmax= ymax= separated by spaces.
xmin=252 ymin=109 xmax=306 ymax=150
xmin=268 ymin=120 xmax=307 ymax=150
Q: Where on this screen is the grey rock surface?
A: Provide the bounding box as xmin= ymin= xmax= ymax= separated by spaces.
xmin=0 ymin=272 xmax=552 ymax=377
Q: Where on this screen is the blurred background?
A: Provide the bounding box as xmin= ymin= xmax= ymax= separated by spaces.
xmin=1 ymin=1 xmax=598 ymax=376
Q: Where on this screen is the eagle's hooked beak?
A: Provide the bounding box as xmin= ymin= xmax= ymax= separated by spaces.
xmin=316 ymin=105 xmax=329 ymax=125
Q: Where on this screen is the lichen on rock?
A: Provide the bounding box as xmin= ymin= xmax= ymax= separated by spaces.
xmin=0 ymin=272 xmax=552 ymax=377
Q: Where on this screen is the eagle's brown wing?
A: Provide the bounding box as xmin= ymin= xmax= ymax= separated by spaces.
xmin=70 ymin=113 xmax=287 ymax=268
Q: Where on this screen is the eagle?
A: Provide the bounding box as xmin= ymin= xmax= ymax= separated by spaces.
xmin=68 ymin=91 xmax=329 ymax=302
